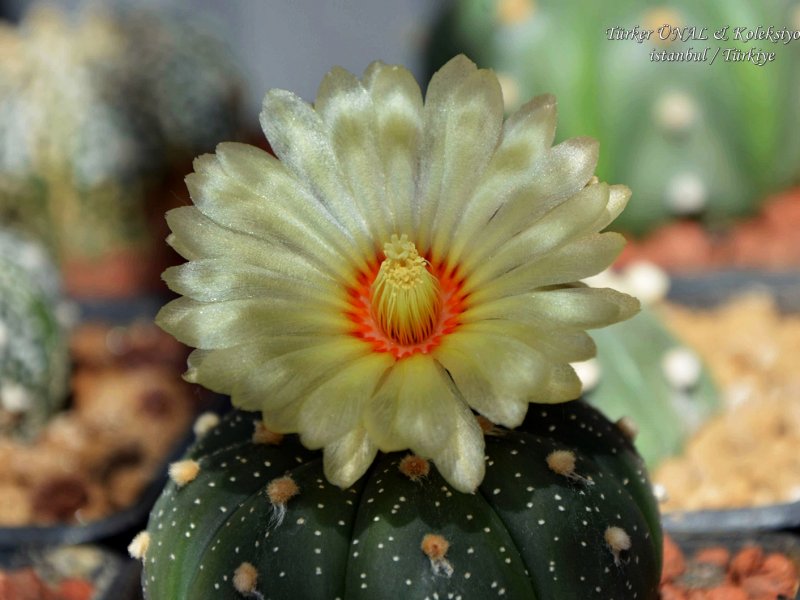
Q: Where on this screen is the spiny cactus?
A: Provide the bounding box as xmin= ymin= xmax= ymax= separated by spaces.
xmin=137 ymin=402 xmax=662 ymax=599
xmin=428 ymin=0 xmax=800 ymax=235
xmin=0 ymin=228 xmax=69 ymax=439
xmin=0 ymin=5 xmax=242 ymax=262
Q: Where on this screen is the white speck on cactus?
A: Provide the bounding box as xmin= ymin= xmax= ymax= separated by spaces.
xmin=661 ymin=346 xmax=702 ymax=389
xmin=571 ymin=358 xmax=601 ymax=393
xmin=193 ymin=412 xmax=220 ymax=438
xmin=0 ymin=381 xmax=33 ymax=413
xmin=666 ymin=172 xmax=707 ymax=215
xmin=128 ymin=530 xmax=151 ymax=560
xmin=168 ymin=459 xmax=201 ymax=487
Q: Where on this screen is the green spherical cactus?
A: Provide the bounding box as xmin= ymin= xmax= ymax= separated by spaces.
xmin=0 ymin=229 xmax=69 ymax=439
xmin=139 ymin=403 xmax=661 ymax=599
xmin=584 ymin=306 xmax=718 ymax=469
xmin=428 ymin=0 xmax=800 ymax=235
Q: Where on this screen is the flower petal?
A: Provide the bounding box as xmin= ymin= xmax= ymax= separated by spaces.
xmin=162 ymin=259 xmax=345 ymax=307
xmin=463 ymin=286 xmax=640 ymax=331
xmin=467 ymin=232 xmax=625 ymax=304
xmin=364 ymin=354 xmax=482 ymax=462
xmin=444 ymin=93 xmax=557 ymax=269
xmin=416 ymin=56 xmax=504 ymax=261
xmin=298 ymin=352 xmax=394 ymax=449
xmin=187 ymin=151 xmax=365 ymax=284
xmin=166 ymin=207 xmax=330 ymax=283
xmin=323 ymin=427 xmax=379 ymax=489
xmin=157 ymin=296 xmax=350 ymax=349
xmin=434 ymin=411 xmax=486 ymax=494
xmin=315 ymin=66 xmax=393 ymax=244
xmin=461 ymin=182 xmax=611 ymax=291
xmin=435 ymin=331 xmax=543 ymax=427
xmin=452 ymin=137 xmax=599 ymax=271
xmin=260 ymin=89 xmax=375 ymax=259
xmin=362 ymin=61 xmax=423 ymax=236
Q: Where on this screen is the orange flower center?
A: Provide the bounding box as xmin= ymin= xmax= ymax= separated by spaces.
xmin=346 ymin=235 xmax=466 ymax=359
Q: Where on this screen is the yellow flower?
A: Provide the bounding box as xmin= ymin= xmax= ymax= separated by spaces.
xmin=157 ymin=55 xmax=638 ymax=493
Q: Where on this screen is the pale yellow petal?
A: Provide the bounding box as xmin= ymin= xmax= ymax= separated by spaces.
xmin=298 ymin=352 xmax=394 ymax=449
xmin=364 ymin=355 xmax=471 ymax=457
xmin=460 ymin=176 xmax=608 ymax=291
xmin=466 ymin=232 xmax=625 ymax=304
xmin=418 ymin=60 xmax=504 ymax=263
xmin=444 ymin=93 xmax=557 ymax=269
xmin=157 ymin=296 xmax=350 ymax=349
xmin=362 ymin=61 xmax=423 ymax=236
xmin=323 ymin=427 xmax=379 ymax=489
xmin=434 ymin=331 xmax=543 ymax=427
xmin=166 ymin=207 xmax=332 ymax=283
xmin=452 ymin=137 xmax=599 ymax=271
xmin=187 ymin=154 xmax=365 ymax=284
xmin=162 ymin=259 xmax=346 ymax=308
xmin=432 ymin=409 xmax=486 ymax=493
xmin=462 ymin=287 xmax=640 ymax=331
xmin=260 ymin=89 xmax=375 ymax=259
xmin=315 ymin=67 xmax=392 ymax=244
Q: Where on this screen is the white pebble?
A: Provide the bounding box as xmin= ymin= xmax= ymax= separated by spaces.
xmin=661 ymin=347 xmax=702 ymax=389
xmin=623 ymin=261 xmax=670 ymax=305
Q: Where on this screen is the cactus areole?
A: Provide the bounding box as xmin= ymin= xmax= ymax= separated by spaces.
xmin=145 ymin=56 xmax=661 ymax=598
xmin=142 ymin=403 xmax=661 ymax=599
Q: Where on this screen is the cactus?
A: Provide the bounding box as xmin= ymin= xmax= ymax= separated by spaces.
xmin=584 ymin=307 xmax=718 ymax=469
xmin=139 ymin=403 xmax=661 ymax=599
xmin=0 ymin=5 xmax=242 ymax=263
xmin=0 ymin=228 xmax=69 ymax=439
xmin=427 ymin=0 xmax=800 ymax=235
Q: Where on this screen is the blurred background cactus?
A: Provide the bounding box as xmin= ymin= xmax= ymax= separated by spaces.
xmin=0 ymin=4 xmax=243 ymax=296
xmin=427 ymin=0 xmax=800 ymax=236
xmin=0 ymin=226 xmax=69 ymax=440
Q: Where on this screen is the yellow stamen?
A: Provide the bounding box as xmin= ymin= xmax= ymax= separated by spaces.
xmin=371 ymin=234 xmax=442 ymax=346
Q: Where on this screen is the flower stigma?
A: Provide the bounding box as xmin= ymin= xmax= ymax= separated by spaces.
xmin=346 ymin=234 xmax=466 ymax=359
xmin=371 ymin=234 xmax=442 ymax=346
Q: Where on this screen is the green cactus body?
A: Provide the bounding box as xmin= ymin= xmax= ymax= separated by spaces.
xmin=428 ymin=0 xmax=800 ymax=235
xmin=0 ymin=231 xmax=68 ymax=438
xmin=142 ymin=402 xmax=661 ymax=599
xmin=586 ymin=307 xmax=718 ymax=469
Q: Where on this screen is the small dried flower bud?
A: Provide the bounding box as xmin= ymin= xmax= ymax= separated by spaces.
xmin=253 ymin=421 xmax=283 ymax=445
xmin=169 ymin=459 xmax=200 ymax=487
xmin=233 ymin=562 xmax=259 ymax=594
xmin=128 ymin=531 xmax=151 ymax=560
xmin=399 ymin=454 xmax=430 ymax=481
